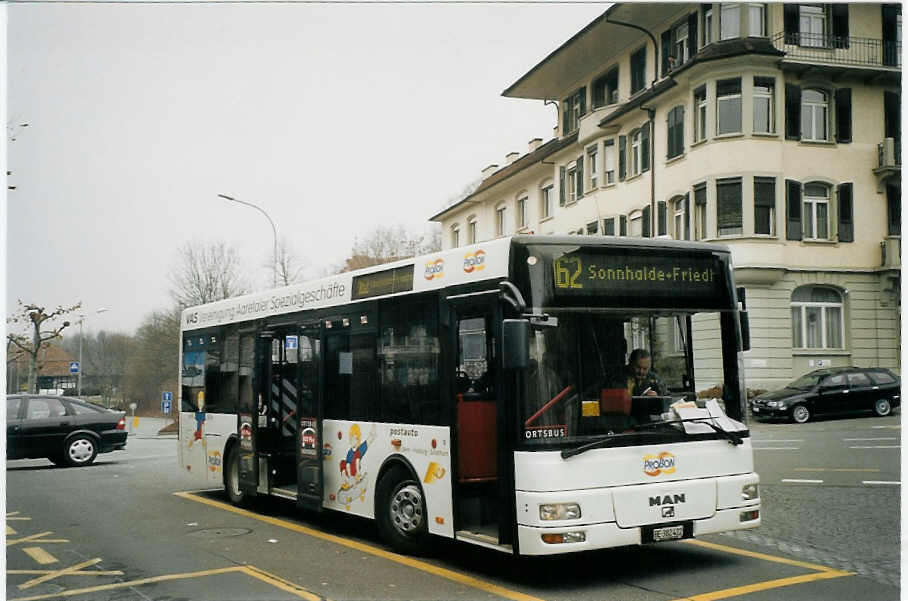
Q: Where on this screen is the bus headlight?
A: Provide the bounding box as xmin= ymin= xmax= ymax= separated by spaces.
xmin=741 ymin=483 xmax=759 ymax=501
xmin=539 ymin=503 xmax=581 ymax=521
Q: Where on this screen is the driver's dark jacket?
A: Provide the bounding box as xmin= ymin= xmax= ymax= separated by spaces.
xmin=625 ymin=369 xmax=666 ymax=396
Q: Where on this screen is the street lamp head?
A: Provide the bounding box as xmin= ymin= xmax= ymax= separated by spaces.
xmin=96 ymin=307 xmax=110 ymax=315
xmin=217 ymin=193 xmax=236 ymax=201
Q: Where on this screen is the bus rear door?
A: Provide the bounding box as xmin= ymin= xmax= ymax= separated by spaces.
xmin=237 ymin=330 xmax=273 ymax=495
xmin=296 ymin=322 xmax=324 ymax=511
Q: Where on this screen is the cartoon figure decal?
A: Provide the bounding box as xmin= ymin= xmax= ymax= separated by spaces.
xmin=189 ymin=392 xmax=206 ymax=448
xmin=336 ymin=423 xmax=376 ymax=510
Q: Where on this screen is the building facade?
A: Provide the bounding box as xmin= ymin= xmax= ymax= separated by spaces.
xmin=431 ymin=3 xmax=901 ymax=390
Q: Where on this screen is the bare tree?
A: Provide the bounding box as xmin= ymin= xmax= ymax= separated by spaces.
xmin=269 ymin=237 xmax=309 ymax=287
xmin=7 ymin=300 xmax=81 ymax=393
xmin=169 ymin=241 xmax=249 ymax=308
xmin=338 ymin=225 xmax=440 ymax=273
xmin=124 ymin=308 xmax=181 ymax=411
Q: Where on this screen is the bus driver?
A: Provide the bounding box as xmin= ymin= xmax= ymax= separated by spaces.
xmin=625 ymin=349 xmax=665 ymax=397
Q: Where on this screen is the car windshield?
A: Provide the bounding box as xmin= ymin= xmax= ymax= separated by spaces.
xmin=788 ymin=373 xmax=823 ymax=390
xmin=519 ymin=309 xmax=733 ymax=449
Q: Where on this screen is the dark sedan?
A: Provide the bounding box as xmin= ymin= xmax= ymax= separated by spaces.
xmin=7 ymin=394 xmax=127 ymax=466
xmin=750 ymin=367 xmax=901 ymax=424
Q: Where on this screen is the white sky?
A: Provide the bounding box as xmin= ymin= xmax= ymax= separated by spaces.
xmin=6 ymin=1 xmax=607 ymax=334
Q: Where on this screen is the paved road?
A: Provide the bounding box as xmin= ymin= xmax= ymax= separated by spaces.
xmin=5 ymin=413 xmax=901 ymax=601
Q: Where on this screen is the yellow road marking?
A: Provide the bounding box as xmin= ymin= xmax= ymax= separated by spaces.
xmin=8 ymin=525 xmax=17 ymax=535
xmin=22 ymin=547 xmax=58 ymax=565
xmin=175 ymin=491 xmax=546 ymax=601
xmin=672 ymin=570 xmax=851 ymax=601
xmin=794 ymin=468 xmax=881 ymax=472
xmin=7 ymin=565 xmax=320 ymax=601
xmin=19 ymin=558 xmax=103 ymax=590
xmin=7 ymin=532 xmax=70 ymax=547
xmin=683 ymin=539 xmax=848 ymax=573
xmin=6 ymin=512 xmax=31 ymax=521
xmin=8 ymin=569 xmax=123 ymax=576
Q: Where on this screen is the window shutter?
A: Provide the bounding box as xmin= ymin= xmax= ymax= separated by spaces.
xmin=887 ymin=182 xmax=901 ymax=236
xmin=688 ymin=12 xmax=698 ymax=52
xmin=835 ymin=88 xmax=852 ymax=143
xmin=683 ymin=192 xmax=691 ymax=239
xmin=576 ymin=155 xmax=584 ymax=199
xmin=579 ymin=86 xmax=587 ymax=117
xmin=562 ymin=102 xmax=569 ymax=135
xmin=785 ymin=84 xmax=801 ymax=140
xmin=676 ymin=106 xmax=685 ymax=156
xmin=786 ymin=179 xmax=802 ymax=240
xmin=641 ymin=124 xmax=650 ymax=172
xmin=665 ymin=112 xmax=673 ymax=158
xmin=661 ymin=29 xmax=672 ymax=77
xmin=642 ymin=206 xmax=651 ymax=237
xmin=618 ymin=135 xmax=627 ymax=180
xmin=883 ymin=5 xmax=900 ymax=66
xmin=658 ymin=200 xmax=667 ymax=236
xmin=620 ymin=215 xmax=627 ymax=236
xmin=884 ymin=90 xmax=900 ymax=141
xmin=837 ymin=182 xmax=853 ymax=242
xmin=832 ymin=4 xmax=849 ymax=49
xmin=559 ymin=166 xmax=566 ymax=207
xmin=783 ymin=4 xmax=799 ymax=44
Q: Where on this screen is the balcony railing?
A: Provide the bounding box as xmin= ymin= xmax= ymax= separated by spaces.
xmin=771 ymin=32 xmax=901 ymax=69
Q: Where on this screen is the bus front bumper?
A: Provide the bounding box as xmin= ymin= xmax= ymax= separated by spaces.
xmin=516 ymin=505 xmax=761 ymax=556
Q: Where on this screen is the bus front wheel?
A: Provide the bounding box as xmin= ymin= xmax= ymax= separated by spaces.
xmin=225 ymin=449 xmax=252 ymax=507
xmin=376 ymin=465 xmax=428 ymax=554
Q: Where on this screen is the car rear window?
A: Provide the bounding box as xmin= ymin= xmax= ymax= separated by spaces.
xmin=847 ymin=372 xmax=872 ymax=387
xmin=868 ymin=371 xmax=897 ymax=385
xmin=69 ymin=401 xmax=105 ymax=415
xmin=26 ymin=398 xmax=67 ymax=419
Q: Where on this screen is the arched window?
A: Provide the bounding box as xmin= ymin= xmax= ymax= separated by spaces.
xmin=495 ymin=204 xmax=508 ymax=237
xmin=801 ymin=89 xmax=828 ymax=141
xmin=450 ymin=224 xmax=460 ymax=248
xmin=467 ymin=216 xmax=478 ymax=245
xmin=802 ymin=182 xmax=830 ymax=240
xmin=791 ymin=286 xmax=843 ymax=349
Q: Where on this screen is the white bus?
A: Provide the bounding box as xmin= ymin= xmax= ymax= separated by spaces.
xmin=178 ymin=235 xmax=760 ymax=555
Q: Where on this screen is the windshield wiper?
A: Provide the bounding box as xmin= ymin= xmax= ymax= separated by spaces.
xmin=560 ymin=418 xmax=744 ymax=459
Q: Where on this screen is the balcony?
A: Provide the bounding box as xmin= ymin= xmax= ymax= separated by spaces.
xmin=874 ymin=138 xmax=901 ymax=192
xmin=770 ymin=32 xmax=901 ymax=81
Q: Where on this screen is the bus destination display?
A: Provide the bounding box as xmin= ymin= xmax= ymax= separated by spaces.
xmin=551 ymin=251 xmax=726 ymax=304
xmin=351 ymin=265 xmax=414 ymax=300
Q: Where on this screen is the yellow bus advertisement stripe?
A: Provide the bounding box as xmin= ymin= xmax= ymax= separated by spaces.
xmin=174 ymin=491 xmax=546 ymax=601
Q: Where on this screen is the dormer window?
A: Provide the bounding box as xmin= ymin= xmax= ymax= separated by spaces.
xmin=562 ymin=88 xmax=586 ymax=134
xmin=592 ymin=67 xmax=619 ymax=108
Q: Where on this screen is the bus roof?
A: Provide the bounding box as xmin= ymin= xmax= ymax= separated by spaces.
xmin=180 ymin=235 xmax=732 ymax=332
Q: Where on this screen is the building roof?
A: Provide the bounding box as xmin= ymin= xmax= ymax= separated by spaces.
xmin=428 ymin=133 xmax=577 ymax=222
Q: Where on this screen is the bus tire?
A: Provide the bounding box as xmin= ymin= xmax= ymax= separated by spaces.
xmin=791 ymin=404 xmax=810 ymax=424
xmin=376 ymin=465 xmax=428 ymax=554
xmin=225 ymin=448 xmax=252 ymax=507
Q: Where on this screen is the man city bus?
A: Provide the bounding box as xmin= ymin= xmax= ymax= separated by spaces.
xmin=178 ymin=235 xmax=759 ymax=555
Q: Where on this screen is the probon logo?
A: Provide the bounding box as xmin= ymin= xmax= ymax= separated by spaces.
xmin=424 ymin=258 xmax=444 ymax=280
xmin=463 ymin=250 xmax=487 ymax=273
xmin=643 ymin=452 xmax=677 ymax=476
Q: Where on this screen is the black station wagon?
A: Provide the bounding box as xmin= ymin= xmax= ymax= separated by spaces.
xmin=6 ymin=395 xmax=128 ymax=466
xmin=750 ymin=367 xmax=901 ymax=424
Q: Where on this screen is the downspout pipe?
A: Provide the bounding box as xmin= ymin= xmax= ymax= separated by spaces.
xmin=605 ymin=15 xmax=663 ymax=236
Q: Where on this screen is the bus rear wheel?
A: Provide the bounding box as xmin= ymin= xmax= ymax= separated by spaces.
xmin=376 ymin=465 xmax=428 ymax=554
xmin=225 ymin=448 xmax=252 ymax=507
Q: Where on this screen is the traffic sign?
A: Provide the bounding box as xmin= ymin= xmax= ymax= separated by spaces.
xmin=162 ymin=400 xmax=172 ymax=415
xmin=162 ymin=391 xmax=173 ymax=402
xmin=285 ymin=336 xmax=298 ymax=350
xmin=69 ymin=361 xmax=80 ymax=374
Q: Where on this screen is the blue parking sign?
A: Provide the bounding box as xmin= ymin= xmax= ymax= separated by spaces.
xmin=162 ymin=391 xmax=173 ymax=402
xmin=162 ymin=400 xmax=171 ymax=415
xmin=70 ymin=361 xmax=80 ymax=374
xmin=285 ymin=336 xmax=298 ymax=350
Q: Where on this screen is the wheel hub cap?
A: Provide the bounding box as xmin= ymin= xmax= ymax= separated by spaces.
xmin=390 ymin=485 xmax=423 ymax=534
xmin=70 ymin=440 xmax=93 ymax=462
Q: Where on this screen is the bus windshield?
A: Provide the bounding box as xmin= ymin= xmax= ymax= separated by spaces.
xmin=519 ymin=308 xmax=733 ymax=449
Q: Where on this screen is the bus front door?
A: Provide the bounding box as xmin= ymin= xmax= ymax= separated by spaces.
xmin=237 ymin=330 xmax=274 ymax=494
xmin=295 ymin=323 xmax=324 ymax=511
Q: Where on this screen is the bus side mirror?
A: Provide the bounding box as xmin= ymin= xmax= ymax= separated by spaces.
xmin=502 ymin=319 xmax=529 ymax=370
xmin=739 ymin=311 xmax=751 ymax=352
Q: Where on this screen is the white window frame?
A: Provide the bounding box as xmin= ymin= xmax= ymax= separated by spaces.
xmin=720 ymin=3 xmax=741 ymax=40
xmin=516 ymin=196 xmax=528 ymax=230
xmin=673 ymin=197 xmax=686 ymax=240
xmin=694 ymin=87 xmax=708 ymax=142
xmin=631 ymin=130 xmax=642 ymax=176
xmin=495 ymin=205 xmax=507 ymax=237
xmin=674 ymin=21 xmax=689 ymax=65
xmin=748 ymin=3 xmax=766 ymax=37
xmin=451 ymin=224 xmax=460 ymax=248
xmin=540 ymin=183 xmax=554 ymax=219
xmin=467 ymin=218 xmax=477 ymax=244
xmin=799 ymin=4 xmax=827 ymax=48
xmin=587 ymin=145 xmax=599 ymax=189
xmin=604 ymin=141 xmax=616 ymax=184
xmin=717 ymin=79 xmax=742 ymax=135
xmin=567 ymin=163 xmax=578 ymax=203
xmin=801 ymin=89 xmax=829 ymax=142
xmin=629 ymin=210 xmax=643 ymax=237
xmin=802 ymin=182 xmax=830 ymax=240
xmin=704 ymin=6 xmax=714 ymax=44
xmin=753 ymin=77 xmax=775 ymax=134
xmin=791 ymin=287 xmax=844 ymax=350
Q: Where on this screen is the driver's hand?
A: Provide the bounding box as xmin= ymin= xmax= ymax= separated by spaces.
xmin=645 ymin=389 xmax=658 ymax=396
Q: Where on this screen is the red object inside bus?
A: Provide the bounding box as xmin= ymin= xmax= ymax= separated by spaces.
xmin=600 ymin=388 xmax=631 ymax=414
xmin=456 ymin=395 xmax=498 ymax=482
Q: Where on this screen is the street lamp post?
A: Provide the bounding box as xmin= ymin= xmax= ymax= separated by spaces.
xmin=217 ymin=193 xmax=278 ymax=287
xmin=77 ymin=307 xmax=109 ymax=397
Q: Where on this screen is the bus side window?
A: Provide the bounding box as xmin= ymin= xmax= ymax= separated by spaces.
xmin=457 ymin=316 xmax=493 ymax=400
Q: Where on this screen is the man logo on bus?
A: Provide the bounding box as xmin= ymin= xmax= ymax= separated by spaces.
xmin=463 ymin=250 xmax=486 ymax=273
xmin=424 ymin=258 xmax=444 ymax=281
xmin=643 ymin=451 xmax=677 ymax=476
xmin=339 ymin=423 xmax=375 ymax=491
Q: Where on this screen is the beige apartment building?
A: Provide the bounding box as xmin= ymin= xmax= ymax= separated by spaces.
xmin=431 ymin=3 xmax=901 ymax=390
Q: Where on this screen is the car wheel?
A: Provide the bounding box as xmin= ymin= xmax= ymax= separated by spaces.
xmin=791 ymin=404 xmax=811 ymax=424
xmin=376 ymin=465 xmax=428 ymax=554
xmin=873 ymin=398 xmax=892 ymax=417
xmin=225 ymin=449 xmax=252 ymax=507
xmin=64 ymin=435 xmax=98 ymax=467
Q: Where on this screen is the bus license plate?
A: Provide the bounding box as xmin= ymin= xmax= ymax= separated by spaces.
xmin=652 ymin=525 xmax=685 ymax=542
